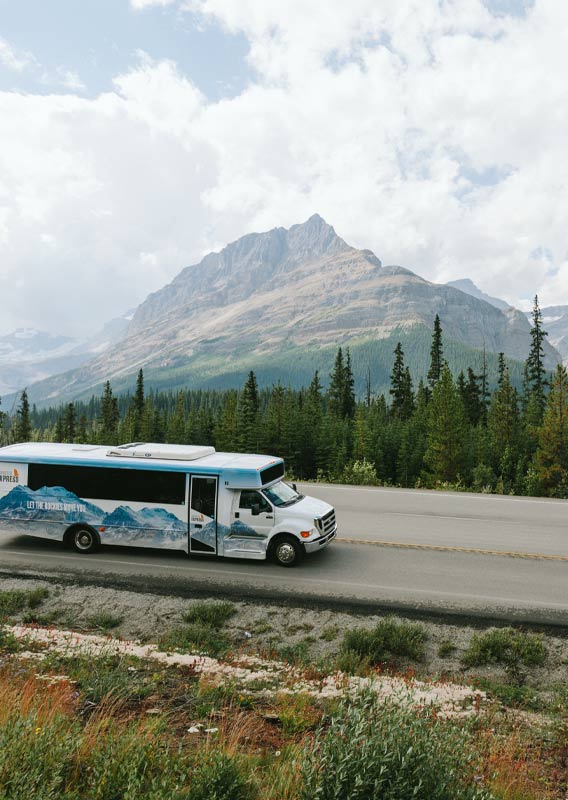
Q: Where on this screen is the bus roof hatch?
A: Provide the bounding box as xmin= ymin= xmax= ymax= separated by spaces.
xmin=106 ymin=443 xmax=216 ymax=461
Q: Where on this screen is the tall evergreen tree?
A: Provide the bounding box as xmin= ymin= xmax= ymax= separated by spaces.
xmin=329 ymin=347 xmax=355 ymax=419
xmin=479 ymin=344 xmax=490 ymax=420
xmin=497 ymin=353 xmax=506 ymax=387
xmin=0 ymin=398 xmax=6 ymax=445
xmin=63 ymin=403 xmax=76 ymax=443
xmin=365 ymin=366 xmax=372 ymax=408
xmin=424 ymin=364 xmax=468 ymax=483
xmin=427 ymin=315 xmax=444 ymax=389
xmin=535 ymin=364 xmax=568 ymax=495
xmin=131 ymin=369 xmax=145 ymax=440
xmin=15 ymin=389 xmax=32 ymax=442
xmin=238 ymin=371 xmax=260 ymax=451
xmin=526 ymin=295 xmax=548 ymax=421
xmin=77 ymin=413 xmax=88 ymax=443
xmin=54 ymin=415 xmax=64 ymax=443
xmin=487 ymin=367 xmax=520 ymax=486
xmin=99 ymin=381 xmax=119 ymax=444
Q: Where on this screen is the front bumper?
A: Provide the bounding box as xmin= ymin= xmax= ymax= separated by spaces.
xmin=304 ymin=526 xmax=337 ymax=553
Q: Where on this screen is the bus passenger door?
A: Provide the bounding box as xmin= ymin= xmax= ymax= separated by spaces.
xmin=189 ymin=476 xmax=218 ymax=555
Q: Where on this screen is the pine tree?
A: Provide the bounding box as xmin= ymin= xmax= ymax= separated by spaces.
xmin=63 ymin=403 xmax=76 ymax=442
xmin=463 ymin=368 xmax=483 ymax=426
xmin=15 ymin=389 xmax=32 ymax=442
xmin=497 ymin=353 xmax=506 ymax=387
xmin=54 ymin=415 xmax=64 ymax=442
xmin=487 ymin=367 xmax=520 ymax=486
xmin=329 ymin=347 xmax=355 ymax=419
xmin=0 ymin=398 xmax=6 ymax=445
xmin=424 ymin=364 xmax=468 ymax=483
xmin=328 ymin=347 xmax=345 ymax=418
xmin=237 ymin=371 xmax=260 ymax=451
xmin=77 ymin=414 xmax=88 ymax=443
xmin=390 ymin=343 xmax=415 ymax=421
xmin=343 ymin=348 xmax=356 ymax=419
xmin=526 ymin=295 xmax=548 ymax=421
xmin=365 ymin=366 xmax=372 ymax=408
xmin=479 ymin=344 xmax=490 ymax=420
xmin=167 ymin=393 xmax=186 ymax=443
xmin=427 ymin=315 xmax=443 ymax=389
xmin=131 ymin=369 xmax=145 ymax=440
xmin=99 ymin=381 xmax=119 ymax=444
xmin=535 ymin=364 xmax=568 ymax=495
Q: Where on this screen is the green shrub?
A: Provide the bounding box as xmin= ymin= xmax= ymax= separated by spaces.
xmin=341 ymin=459 xmax=378 ymax=486
xmin=300 ymin=693 xmax=493 ymax=800
xmin=86 ymin=613 xmax=123 ymax=631
xmin=187 ymin=750 xmax=253 ymax=800
xmin=183 ymin=602 xmax=236 ymax=629
xmin=342 ymin=618 xmax=427 ymax=665
xmin=0 ymin=588 xmax=49 ymax=619
xmin=462 ymin=628 xmax=547 ymax=685
xmin=160 ymin=623 xmax=230 ymax=658
xmin=438 ymin=639 xmax=457 ymax=658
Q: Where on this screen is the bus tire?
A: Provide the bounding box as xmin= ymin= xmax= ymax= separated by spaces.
xmin=269 ymin=534 xmax=304 ymax=567
xmin=66 ymin=525 xmax=100 ymax=555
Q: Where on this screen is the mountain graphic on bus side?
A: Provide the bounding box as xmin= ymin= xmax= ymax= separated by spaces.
xmin=0 ymin=485 xmax=186 ymax=535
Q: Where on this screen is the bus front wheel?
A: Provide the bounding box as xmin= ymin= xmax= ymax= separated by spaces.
xmin=270 ymin=535 xmax=304 ymax=567
xmin=67 ymin=526 xmax=100 ymax=555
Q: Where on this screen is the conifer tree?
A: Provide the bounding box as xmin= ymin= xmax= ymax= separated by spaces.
xmin=54 ymin=415 xmax=64 ymax=443
xmin=424 ymin=364 xmax=467 ymax=483
xmin=365 ymin=366 xmax=372 ymax=408
xmin=15 ymin=389 xmax=31 ymax=442
xmin=328 ymin=347 xmax=345 ymax=418
xmin=237 ymin=371 xmax=260 ymax=451
xmin=63 ymin=402 xmax=76 ymax=442
xmin=77 ymin=414 xmax=88 ymax=443
xmin=131 ymin=369 xmax=145 ymax=440
xmin=0 ymin=398 xmax=6 ymax=445
xmin=167 ymin=393 xmax=186 ymax=443
xmin=99 ymin=381 xmax=119 ymax=444
xmin=497 ymin=353 xmax=506 ymax=387
xmin=343 ymin=348 xmax=356 ymax=419
xmin=526 ymin=295 xmax=548 ymax=421
xmin=535 ymin=364 xmax=568 ymax=495
xmin=487 ymin=367 xmax=520 ymax=484
xmin=390 ymin=343 xmax=415 ymax=421
xmin=479 ymin=344 xmax=490 ymax=419
xmin=462 ymin=368 xmax=483 ymax=426
xmin=427 ymin=315 xmax=444 ymax=389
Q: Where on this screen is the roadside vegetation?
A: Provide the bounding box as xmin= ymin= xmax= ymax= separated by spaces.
xmin=0 ymin=582 xmax=566 ymax=798
xmin=2 ymin=298 xmax=568 ymax=500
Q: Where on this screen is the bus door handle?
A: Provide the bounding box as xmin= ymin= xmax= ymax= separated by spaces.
xmin=266 ymin=515 xmax=273 ymax=519
xmin=194 ymin=524 xmax=203 ymax=529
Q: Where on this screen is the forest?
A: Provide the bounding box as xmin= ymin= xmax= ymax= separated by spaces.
xmin=1 ymin=298 xmax=567 ymax=498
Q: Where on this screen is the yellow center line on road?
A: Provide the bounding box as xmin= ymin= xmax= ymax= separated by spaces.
xmin=338 ymin=537 xmax=568 ymax=562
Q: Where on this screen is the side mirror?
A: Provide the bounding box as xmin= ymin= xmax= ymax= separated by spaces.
xmin=251 ymin=503 xmax=260 ymax=516
xmin=292 ymin=483 xmax=297 ymax=492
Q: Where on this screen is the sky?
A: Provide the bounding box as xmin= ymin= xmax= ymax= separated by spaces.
xmin=0 ymin=0 xmax=567 ymax=337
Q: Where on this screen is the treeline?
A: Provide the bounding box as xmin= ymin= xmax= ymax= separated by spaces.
xmin=2 ymin=297 xmax=568 ymax=497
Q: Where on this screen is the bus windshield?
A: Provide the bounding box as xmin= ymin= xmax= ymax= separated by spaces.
xmin=262 ymin=481 xmax=302 ymax=507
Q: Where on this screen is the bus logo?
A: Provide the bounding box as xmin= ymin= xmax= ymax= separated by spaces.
xmin=0 ymin=468 xmax=20 ymax=484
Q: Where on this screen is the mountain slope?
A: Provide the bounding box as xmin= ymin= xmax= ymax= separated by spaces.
xmin=14 ymin=215 xmax=560 ymax=405
xmin=445 ymin=279 xmax=510 ymax=311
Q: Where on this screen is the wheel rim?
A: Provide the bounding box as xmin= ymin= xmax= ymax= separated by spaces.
xmin=75 ymin=530 xmax=93 ymax=551
xmin=277 ymin=542 xmax=296 ymax=564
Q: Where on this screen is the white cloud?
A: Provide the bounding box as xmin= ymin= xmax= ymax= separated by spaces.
xmin=130 ymin=0 xmax=177 ymax=8
xmin=0 ymin=37 xmax=37 ymax=72
xmin=1 ymin=0 xmax=568 ymax=340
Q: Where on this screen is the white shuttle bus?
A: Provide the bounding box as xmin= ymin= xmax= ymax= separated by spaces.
xmin=0 ymin=442 xmax=336 ymax=567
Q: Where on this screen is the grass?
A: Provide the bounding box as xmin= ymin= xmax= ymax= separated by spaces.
xmin=341 ymin=618 xmax=427 ymax=667
xmin=438 ymin=639 xmax=458 ymax=658
xmin=183 ymin=601 xmax=236 ymax=628
xmin=0 ymin=588 xmax=49 ymax=618
xmin=160 ymin=623 xmax=231 ymax=658
xmin=85 ymin=613 xmax=124 ymax=631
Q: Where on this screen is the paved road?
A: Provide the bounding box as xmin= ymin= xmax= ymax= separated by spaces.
xmin=1 ymin=482 xmax=567 ymax=625
xmin=298 ymin=483 xmax=568 ymax=557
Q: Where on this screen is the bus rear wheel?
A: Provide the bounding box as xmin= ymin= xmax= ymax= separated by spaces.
xmin=68 ymin=526 xmax=100 ymax=555
xmin=270 ymin=535 xmax=304 ymax=567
